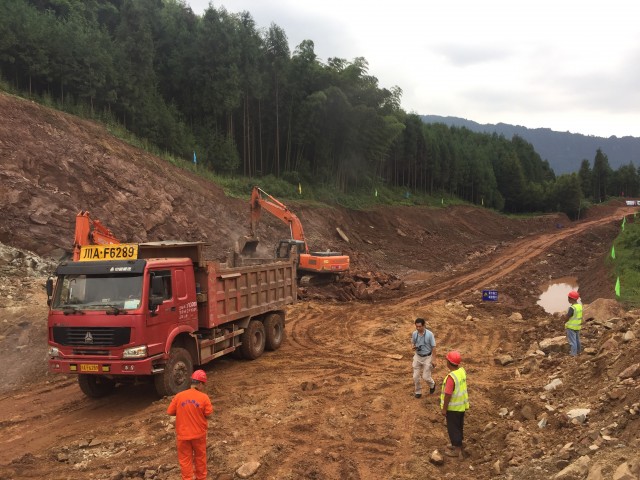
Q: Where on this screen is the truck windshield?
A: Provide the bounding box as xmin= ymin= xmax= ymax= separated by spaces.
xmin=52 ymin=274 xmax=144 ymax=310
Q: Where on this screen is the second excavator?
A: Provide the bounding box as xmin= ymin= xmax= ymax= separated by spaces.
xmin=242 ymin=186 xmax=349 ymax=283
xmin=72 ymin=210 xmax=120 ymax=261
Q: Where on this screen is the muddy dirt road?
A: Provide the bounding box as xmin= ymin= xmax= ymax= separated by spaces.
xmin=2 ymin=205 xmax=638 ymax=480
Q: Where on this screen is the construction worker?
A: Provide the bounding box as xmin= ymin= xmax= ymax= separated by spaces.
xmin=411 ymin=318 xmax=437 ymax=398
xmin=167 ymin=370 xmax=213 ymax=480
xmin=562 ymin=290 xmax=583 ymax=356
xmin=440 ymin=350 xmax=469 ymax=459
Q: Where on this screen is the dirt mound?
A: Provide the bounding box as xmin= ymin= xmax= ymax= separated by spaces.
xmin=0 ymin=92 xmax=638 ymax=480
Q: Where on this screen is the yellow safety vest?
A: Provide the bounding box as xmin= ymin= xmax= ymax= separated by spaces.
xmin=565 ymin=303 xmax=583 ymax=331
xmin=440 ymin=367 xmax=469 ymax=412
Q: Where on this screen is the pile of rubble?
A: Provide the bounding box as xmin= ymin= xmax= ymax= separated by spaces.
xmin=0 ymin=242 xmax=57 ymax=307
xmin=484 ymin=299 xmax=640 ymax=479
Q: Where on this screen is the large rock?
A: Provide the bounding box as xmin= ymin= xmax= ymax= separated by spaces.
xmin=429 ymin=449 xmax=444 ymax=465
xmin=618 ymin=363 xmax=640 ymax=380
xmin=236 ymin=461 xmax=261 ymax=479
xmin=495 ymin=354 xmax=514 ymax=366
xmin=544 ymin=378 xmax=563 ymax=391
xmin=613 ymin=457 xmax=640 ymax=480
xmin=584 ymin=299 xmax=625 ymax=324
xmin=539 ymin=336 xmax=567 ymax=354
xmin=554 ymin=455 xmax=591 ymax=479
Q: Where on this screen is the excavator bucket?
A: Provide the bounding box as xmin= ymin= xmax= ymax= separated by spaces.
xmin=239 ymin=235 xmax=260 ymax=257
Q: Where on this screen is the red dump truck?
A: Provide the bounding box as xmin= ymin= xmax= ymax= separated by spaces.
xmin=46 ymin=241 xmax=296 ymax=397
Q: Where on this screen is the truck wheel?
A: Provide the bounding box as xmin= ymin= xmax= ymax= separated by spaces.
xmin=154 ymin=347 xmax=193 ymax=397
xmin=240 ymin=320 xmax=265 ymax=360
xmin=264 ymin=313 xmax=285 ymax=351
xmin=78 ymin=374 xmax=115 ymax=398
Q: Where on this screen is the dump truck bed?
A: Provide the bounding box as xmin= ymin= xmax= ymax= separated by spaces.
xmin=137 ymin=241 xmax=297 ymax=329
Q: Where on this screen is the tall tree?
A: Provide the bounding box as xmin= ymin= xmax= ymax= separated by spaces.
xmin=263 ymin=23 xmax=290 ymax=177
xmin=577 ymin=159 xmax=592 ymax=200
xmin=592 ymin=148 xmax=611 ymax=202
xmin=552 ymin=174 xmax=583 ymax=219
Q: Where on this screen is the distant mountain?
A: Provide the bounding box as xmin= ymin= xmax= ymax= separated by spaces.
xmin=421 ymin=115 xmax=640 ymax=175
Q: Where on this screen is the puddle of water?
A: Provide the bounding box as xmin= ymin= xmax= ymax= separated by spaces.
xmin=537 ymin=277 xmax=579 ymax=314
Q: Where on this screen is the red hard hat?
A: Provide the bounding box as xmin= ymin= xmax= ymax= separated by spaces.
xmin=568 ymin=290 xmax=580 ymax=300
xmin=446 ymin=350 xmax=462 ymax=366
xmin=191 ymin=369 xmax=207 ymax=383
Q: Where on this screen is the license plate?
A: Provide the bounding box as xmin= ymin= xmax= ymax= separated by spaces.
xmin=79 ymin=244 xmax=139 ymax=261
xmin=80 ymin=364 xmax=99 ymax=372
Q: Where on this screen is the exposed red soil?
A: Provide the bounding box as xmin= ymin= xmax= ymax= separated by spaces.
xmin=0 ymin=92 xmax=638 ymax=480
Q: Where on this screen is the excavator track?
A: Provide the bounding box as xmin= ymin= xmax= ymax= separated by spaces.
xmin=299 ymin=274 xmax=338 ymax=286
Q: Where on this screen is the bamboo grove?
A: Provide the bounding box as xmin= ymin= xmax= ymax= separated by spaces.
xmin=2 ymin=0 xmax=637 ymax=216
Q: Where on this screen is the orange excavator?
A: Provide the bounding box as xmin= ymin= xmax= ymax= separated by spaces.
xmin=72 ymin=210 xmax=119 ymax=261
xmin=243 ymin=186 xmax=349 ymax=282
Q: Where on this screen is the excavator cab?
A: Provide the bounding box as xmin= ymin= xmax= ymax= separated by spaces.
xmin=275 ymin=239 xmax=305 ymax=262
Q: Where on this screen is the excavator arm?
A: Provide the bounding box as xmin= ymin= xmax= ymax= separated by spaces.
xmin=244 ymin=187 xmax=349 ymax=280
xmin=250 ymin=187 xmax=309 ymax=253
xmin=72 ymin=210 xmax=119 ymax=261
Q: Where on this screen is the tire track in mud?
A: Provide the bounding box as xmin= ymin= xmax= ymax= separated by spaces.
xmin=278 ymin=297 xmax=528 ymax=477
xmin=0 ymin=377 xmax=159 ymax=462
xmin=398 ymin=210 xmax=627 ymax=306
xmin=253 ymin=302 xmax=424 ymax=478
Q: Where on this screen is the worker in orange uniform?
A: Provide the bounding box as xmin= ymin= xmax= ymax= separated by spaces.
xmin=167 ymin=370 xmax=213 ymax=480
xmin=562 ymin=290 xmax=583 ymax=356
xmin=440 ymin=350 xmax=469 ymax=460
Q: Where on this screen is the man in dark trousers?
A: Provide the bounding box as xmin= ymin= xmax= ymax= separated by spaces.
xmin=167 ymin=370 xmax=213 ymax=480
xmin=440 ymin=350 xmax=469 ymax=459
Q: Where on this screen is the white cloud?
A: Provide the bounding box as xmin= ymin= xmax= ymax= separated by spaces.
xmin=186 ymin=0 xmax=640 ymax=137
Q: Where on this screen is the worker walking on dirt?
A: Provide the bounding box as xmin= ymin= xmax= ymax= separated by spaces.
xmin=167 ymin=370 xmax=213 ymax=480
xmin=411 ymin=318 xmax=437 ymax=398
xmin=440 ymin=350 xmax=469 ymax=459
xmin=562 ymin=290 xmax=583 ymax=356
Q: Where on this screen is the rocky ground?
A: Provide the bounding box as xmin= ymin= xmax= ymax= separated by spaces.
xmin=0 ymin=92 xmax=638 ymax=479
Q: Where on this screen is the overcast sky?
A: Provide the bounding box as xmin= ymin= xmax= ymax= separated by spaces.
xmin=186 ymin=1 xmax=640 ymax=138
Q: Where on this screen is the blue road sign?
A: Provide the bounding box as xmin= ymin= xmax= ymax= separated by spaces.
xmin=482 ymin=290 xmax=498 ymax=302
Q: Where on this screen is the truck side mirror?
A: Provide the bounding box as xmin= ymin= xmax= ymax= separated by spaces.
xmin=46 ymin=277 xmax=54 ymax=306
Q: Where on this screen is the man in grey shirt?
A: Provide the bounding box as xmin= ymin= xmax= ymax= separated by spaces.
xmin=411 ymin=318 xmax=437 ymax=398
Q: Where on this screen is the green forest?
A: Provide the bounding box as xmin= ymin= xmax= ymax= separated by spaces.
xmin=2 ymin=0 xmax=639 ymax=216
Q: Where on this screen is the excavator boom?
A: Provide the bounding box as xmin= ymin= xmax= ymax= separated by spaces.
xmin=250 ymin=187 xmax=308 ymax=253
xmin=72 ymin=210 xmax=119 ymax=261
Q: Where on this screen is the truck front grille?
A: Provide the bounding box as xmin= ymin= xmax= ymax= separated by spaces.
xmin=72 ymin=349 xmax=110 ymax=356
xmin=52 ymin=327 xmax=131 ymax=347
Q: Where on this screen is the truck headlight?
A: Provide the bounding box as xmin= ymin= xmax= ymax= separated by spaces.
xmin=48 ymin=346 xmax=60 ymax=357
xmin=122 ymin=346 xmax=148 ymax=359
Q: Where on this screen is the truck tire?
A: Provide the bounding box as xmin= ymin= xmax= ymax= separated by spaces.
xmin=78 ymin=374 xmax=115 ymax=398
xmin=264 ymin=313 xmax=285 ymax=351
xmin=154 ymin=347 xmax=193 ymax=397
xmin=240 ymin=320 xmax=265 ymax=360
